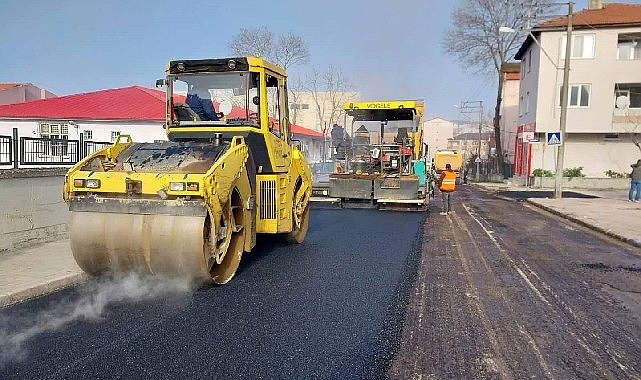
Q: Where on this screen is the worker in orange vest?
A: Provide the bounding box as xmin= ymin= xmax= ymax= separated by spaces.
xmin=438 ymin=163 xmax=457 ymax=215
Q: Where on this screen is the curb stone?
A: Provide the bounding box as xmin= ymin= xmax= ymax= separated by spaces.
xmin=0 ymin=273 xmax=88 ymax=307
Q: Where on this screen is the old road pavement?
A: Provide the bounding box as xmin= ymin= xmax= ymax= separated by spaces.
xmin=390 ymin=184 xmax=641 ymax=379
xmin=2 ymin=185 xmax=641 ymax=379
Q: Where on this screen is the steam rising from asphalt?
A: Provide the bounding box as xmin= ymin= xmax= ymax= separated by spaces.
xmin=0 ymin=273 xmax=194 ymax=366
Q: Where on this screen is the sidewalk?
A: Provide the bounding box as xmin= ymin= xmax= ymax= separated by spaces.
xmin=0 ymin=240 xmax=86 ymax=307
xmin=475 ymin=182 xmax=641 ymax=248
xmin=1 ymin=184 xmax=640 ymax=307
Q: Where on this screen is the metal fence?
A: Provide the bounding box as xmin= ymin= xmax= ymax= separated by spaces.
xmin=0 ymin=128 xmax=111 ymax=169
xmin=0 ymin=135 xmax=11 ymax=165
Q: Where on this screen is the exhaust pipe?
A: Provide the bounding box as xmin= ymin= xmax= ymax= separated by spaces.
xmin=213 ymin=133 xmax=222 ymax=146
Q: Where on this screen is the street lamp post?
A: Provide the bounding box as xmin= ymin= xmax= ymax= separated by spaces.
xmin=554 ymin=1 xmax=573 ymax=199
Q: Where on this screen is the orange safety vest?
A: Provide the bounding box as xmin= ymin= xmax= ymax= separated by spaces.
xmin=439 ymin=170 xmax=457 ymax=192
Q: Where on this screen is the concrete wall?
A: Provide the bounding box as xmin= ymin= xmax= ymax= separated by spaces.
xmin=532 ymin=176 xmax=630 ymax=189
xmin=528 ymin=134 xmax=641 ymax=178
xmin=0 ymin=170 xmax=70 ymax=254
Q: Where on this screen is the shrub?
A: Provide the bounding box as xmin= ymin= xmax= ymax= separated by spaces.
xmin=563 ymin=166 xmax=585 ymax=178
xmin=532 ymin=168 xmax=553 ymax=177
xmin=605 ymin=170 xmax=628 ymax=178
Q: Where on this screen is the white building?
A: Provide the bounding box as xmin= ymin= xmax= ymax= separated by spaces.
xmin=0 ymin=86 xmax=324 ymax=168
xmin=423 ymin=117 xmax=455 ymax=158
xmin=500 ymin=63 xmax=521 ymax=171
xmin=289 ymin=91 xmax=361 ymax=134
xmin=514 ymin=1 xmax=641 ymax=181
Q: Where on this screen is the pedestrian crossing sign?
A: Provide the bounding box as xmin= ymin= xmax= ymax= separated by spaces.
xmin=547 ymin=131 xmax=562 ymax=146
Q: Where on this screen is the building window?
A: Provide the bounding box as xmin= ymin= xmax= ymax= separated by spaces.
xmin=526 ymin=91 xmax=530 ymax=114
xmin=561 ymin=34 xmax=595 ymax=59
xmin=83 ymin=130 xmax=93 ymax=140
xmin=527 ymin=50 xmax=532 ymax=73
xmin=617 ymin=33 xmax=641 ymax=60
xmin=111 ymin=131 xmax=121 ymax=142
xmin=615 ymin=85 xmax=641 ymax=109
xmin=39 ymin=122 xmax=69 ymax=156
xmin=559 ymin=84 xmax=591 ymax=108
xmin=301 ymin=103 xmax=309 ymax=110
xmin=604 ymin=133 xmax=620 ymax=139
xmin=519 ymin=95 xmax=524 ymax=116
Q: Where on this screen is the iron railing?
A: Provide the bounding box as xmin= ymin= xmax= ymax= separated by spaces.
xmin=1 ymin=128 xmax=111 ymax=169
xmin=0 ymin=135 xmax=11 ymax=165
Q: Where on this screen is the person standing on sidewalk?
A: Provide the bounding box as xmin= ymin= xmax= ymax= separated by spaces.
xmin=438 ymin=163 xmax=457 ymax=215
xmin=629 ymin=159 xmax=641 ymax=202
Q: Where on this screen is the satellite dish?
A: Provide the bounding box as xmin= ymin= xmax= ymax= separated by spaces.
xmin=219 ymin=100 xmax=233 ymax=115
xmin=616 ymin=95 xmax=630 ymax=109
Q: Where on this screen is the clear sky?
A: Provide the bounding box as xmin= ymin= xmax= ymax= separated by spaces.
xmin=0 ymin=0 xmax=634 ymax=122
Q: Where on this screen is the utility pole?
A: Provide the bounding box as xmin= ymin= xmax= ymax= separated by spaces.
xmin=554 ymin=1 xmax=573 ymax=199
xmin=458 ymin=100 xmax=484 ymax=182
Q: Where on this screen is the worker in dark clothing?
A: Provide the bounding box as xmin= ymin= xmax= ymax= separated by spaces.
xmin=186 ymin=84 xmax=219 ymax=121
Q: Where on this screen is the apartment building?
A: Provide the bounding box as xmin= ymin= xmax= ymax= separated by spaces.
xmin=446 ymin=132 xmax=495 ymax=162
xmin=423 ymin=117 xmax=455 ymax=158
xmin=514 ymin=1 xmax=641 ymax=180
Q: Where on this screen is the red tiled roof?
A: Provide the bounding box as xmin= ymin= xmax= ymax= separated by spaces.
xmin=538 ymin=3 xmax=641 ymax=28
xmin=0 ymin=86 xmax=165 ymax=120
xmin=222 ymin=105 xmax=323 ymax=137
xmin=516 ymin=3 xmax=641 ymax=60
xmin=0 ymin=85 xmax=323 ymax=137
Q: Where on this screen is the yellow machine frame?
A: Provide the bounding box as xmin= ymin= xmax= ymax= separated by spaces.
xmin=63 ymin=56 xmax=311 ymax=283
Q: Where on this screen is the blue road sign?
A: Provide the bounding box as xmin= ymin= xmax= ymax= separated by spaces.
xmin=547 ymin=131 xmax=562 ymax=146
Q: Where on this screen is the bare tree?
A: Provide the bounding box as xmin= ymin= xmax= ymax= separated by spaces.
xmin=288 ymin=76 xmax=305 ymax=125
xmin=443 ymin=0 xmax=559 ymax=170
xmin=227 ymin=27 xmax=275 ymax=62
xmin=227 ymin=27 xmax=310 ymax=70
xmin=303 ymin=65 xmax=357 ymax=131
xmin=615 ymin=97 xmax=641 ymax=154
xmin=632 ymin=129 xmax=641 ymax=154
xmin=275 ymin=32 xmax=311 ymax=70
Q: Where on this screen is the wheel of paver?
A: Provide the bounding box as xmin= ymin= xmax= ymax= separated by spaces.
xmin=285 ymin=195 xmax=310 ymax=244
xmin=206 ymin=188 xmax=245 ymax=284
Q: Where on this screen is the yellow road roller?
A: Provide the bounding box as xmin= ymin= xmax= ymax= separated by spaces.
xmin=63 ymin=57 xmax=312 ymax=284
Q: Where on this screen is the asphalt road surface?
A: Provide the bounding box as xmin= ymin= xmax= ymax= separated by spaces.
xmin=0 ymin=209 xmax=425 ymax=380
xmin=2 ymin=185 xmax=641 ymax=380
xmin=390 ymin=185 xmax=641 ymax=379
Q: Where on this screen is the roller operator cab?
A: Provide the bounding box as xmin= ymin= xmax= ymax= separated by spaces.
xmin=63 ymin=57 xmax=312 ymax=284
xmin=325 ymin=100 xmax=428 ymax=210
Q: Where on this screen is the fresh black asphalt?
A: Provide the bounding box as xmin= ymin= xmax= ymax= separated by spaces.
xmin=0 ymin=209 xmax=425 ymax=379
